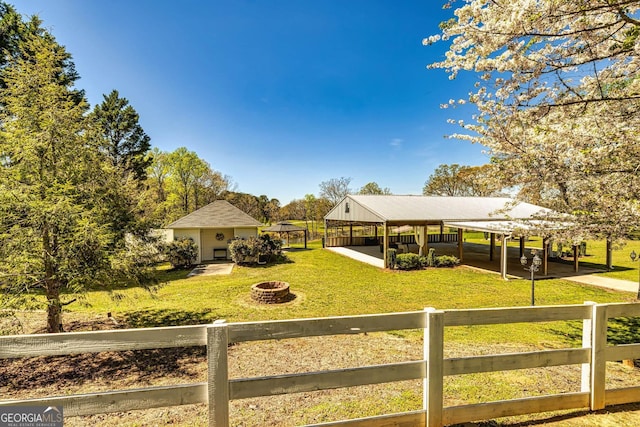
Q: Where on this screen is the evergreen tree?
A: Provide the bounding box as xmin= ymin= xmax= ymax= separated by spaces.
xmin=0 ymin=33 xmax=107 ymax=333
xmin=90 ymin=90 xmax=152 ymax=239
xmin=91 ymin=89 xmax=151 ymax=181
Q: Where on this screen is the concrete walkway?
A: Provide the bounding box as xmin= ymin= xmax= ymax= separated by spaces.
xmin=327 ymin=245 xmax=639 ymax=295
xmin=327 ymin=246 xmax=384 ymax=268
xmin=188 ymin=262 xmax=234 ymax=277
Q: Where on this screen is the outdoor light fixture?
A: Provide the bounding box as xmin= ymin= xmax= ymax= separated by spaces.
xmin=629 ymin=250 xmax=640 ymax=300
xmin=521 ymin=250 xmax=542 ymax=306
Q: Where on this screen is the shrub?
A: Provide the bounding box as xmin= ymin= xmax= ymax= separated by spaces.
xmin=395 ymin=253 xmax=425 ymax=270
xmin=435 ymin=255 xmax=460 ymax=267
xmin=229 ymin=234 xmax=284 ymax=265
xmin=164 ymin=238 xmax=198 ymax=269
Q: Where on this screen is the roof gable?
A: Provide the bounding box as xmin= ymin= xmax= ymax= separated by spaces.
xmin=325 ymin=195 xmax=551 ymax=223
xmin=166 ymin=200 xmax=263 ymax=228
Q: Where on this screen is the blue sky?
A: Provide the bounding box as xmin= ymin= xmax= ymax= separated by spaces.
xmin=12 ymin=0 xmax=487 ymax=204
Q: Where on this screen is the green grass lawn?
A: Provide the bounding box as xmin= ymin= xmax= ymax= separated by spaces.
xmin=16 ymin=241 xmax=640 ymax=426
xmin=66 ymin=240 xmax=635 ymax=347
xmin=464 ymin=231 xmax=640 ymax=282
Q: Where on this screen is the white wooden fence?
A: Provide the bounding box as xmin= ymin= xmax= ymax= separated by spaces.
xmin=2 ymin=302 xmax=640 ymax=426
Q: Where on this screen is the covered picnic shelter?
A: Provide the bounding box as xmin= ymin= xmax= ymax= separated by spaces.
xmin=324 ymin=195 xmax=569 ymax=278
xmin=262 ymin=221 xmax=308 ymax=249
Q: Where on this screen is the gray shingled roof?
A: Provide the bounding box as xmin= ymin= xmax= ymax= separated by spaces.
xmin=166 ymin=200 xmax=263 ymax=228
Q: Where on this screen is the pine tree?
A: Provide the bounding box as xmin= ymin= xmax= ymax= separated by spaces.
xmin=0 ymin=33 xmax=108 ymax=333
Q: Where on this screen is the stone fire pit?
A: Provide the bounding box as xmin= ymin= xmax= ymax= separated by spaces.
xmin=251 ymin=281 xmax=291 ymax=304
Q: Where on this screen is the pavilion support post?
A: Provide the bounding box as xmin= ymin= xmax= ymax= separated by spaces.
xmin=323 ymin=220 xmax=328 ymax=248
xmin=457 ymin=228 xmax=463 ymax=261
xmin=440 ymin=223 xmax=444 ymax=243
xmin=374 ymin=225 xmax=378 ymax=243
xmin=519 ymin=237 xmax=525 ymax=258
xmin=500 ymin=234 xmax=509 ymax=280
xmin=383 ymin=222 xmax=389 ymax=268
xmin=423 ymin=224 xmax=428 ymax=257
xmin=490 ymin=233 xmax=495 ymax=261
xmin=542 ymin=238 xmax=549 ymax=275
xmin=304 ymin=230 xmax=307 ymax=249
xmin=349 ymin=224 xmax=353 ymax=246
xmin=606 ymin=237 xmax=613 ymax=270
xmin=573 ymin=245 xmax=579 ymax=272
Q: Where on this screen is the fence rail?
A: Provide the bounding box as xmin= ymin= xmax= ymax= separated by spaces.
xmin=2 ymin=302 xmax=640 ymax=426
xmin=324 ymin=233 xmax=458 ymax=247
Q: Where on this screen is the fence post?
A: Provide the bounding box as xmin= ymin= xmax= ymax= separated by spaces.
xmin=590 ymin=304 xmax=608 ymax=410
xmin=208 ymin=319 xmax=229 ymax=427
xmin=581 ymin=301 xmax=596 ymax=395
xmin=424 ymin=307 xmax=444 ymax=427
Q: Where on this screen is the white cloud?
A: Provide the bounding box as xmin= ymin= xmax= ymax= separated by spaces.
xmin=390 ymin=138 xmax=403 ymax=148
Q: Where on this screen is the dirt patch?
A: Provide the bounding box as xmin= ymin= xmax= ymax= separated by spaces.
xmin=4 ymin=318 xmax=640 ymax=426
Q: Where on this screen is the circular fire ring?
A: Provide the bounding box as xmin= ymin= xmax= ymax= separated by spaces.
xmin=251 ymin=281 xmax=291 ymax=304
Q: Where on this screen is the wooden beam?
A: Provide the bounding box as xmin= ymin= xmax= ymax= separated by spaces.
xmin=230 ymin=361 xmax=425 ymax=399
xmin=573 ymin=245 xmax=579 ymax=272
xmin=443 ymin=304 xmax=591 ymax=327
xmin=0 ymin=384 xmax=207 ymax=417
xmin=542 ymin=238 xmax=548 ymax=276
xmin=208 ymin=320 xmax=229 ymax=427
xmin=424 ymin=308 xmax=444 ymax=427
xmin=500 ymin=235 xmax=509 ymax=280
xmin=0 ymin=325 xmax=207 ymax=359
xmin=443 ymin=393 xmax=589 ymax=426
xmin=383 ymin=222 xmax=388 ymax=268
xmin=229 ymin=311 xmax=426 ymax=343
xmin=457 ymin=228 xmax=463 ymax=261
xmin=519 ymin=237 xmax=525 ymax=258
xmin=490 ymin=233 xmax=495 ymax=261
xmin=590 ymin=304 xmax=607 ymax=410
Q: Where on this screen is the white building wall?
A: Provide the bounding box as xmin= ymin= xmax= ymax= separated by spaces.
xmin=172 ymin=228 xmax=202 ymax=263
xmin=234 ymin=227 xmax=258 ymax=240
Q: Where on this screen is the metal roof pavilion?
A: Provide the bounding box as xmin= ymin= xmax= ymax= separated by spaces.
xmin=324 ymin=195 xmax=563 ymax=278
xmin=325 ymin=195 xmax=552 ymax=225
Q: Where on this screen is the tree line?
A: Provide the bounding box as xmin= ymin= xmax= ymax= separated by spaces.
xmin=0 ymin=4 xmax=394 ymax=332
xmin=3 ymin=0 xmax=637 ymax=333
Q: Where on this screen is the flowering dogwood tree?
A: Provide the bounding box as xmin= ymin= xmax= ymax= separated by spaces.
xmin=426 ymin=0 xmax=640 ymax=239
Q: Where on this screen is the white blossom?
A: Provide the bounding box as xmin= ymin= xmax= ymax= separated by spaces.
xmin=426 ymin=0 xmax=640 ymax=239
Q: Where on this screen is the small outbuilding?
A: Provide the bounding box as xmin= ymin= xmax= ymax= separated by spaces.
xmin=165 ymin=200 xmax=263 ymax=263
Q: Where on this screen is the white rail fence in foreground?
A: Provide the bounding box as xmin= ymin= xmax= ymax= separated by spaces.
xmin=2 ymin=302 xmax=640 ymax=426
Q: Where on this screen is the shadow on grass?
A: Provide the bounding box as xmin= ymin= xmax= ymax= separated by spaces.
xmin=548 ymin=255 xmax=634 ymax=272
xmin=482 ymin=402 xmax=640 ymax=426
xmin=549 ymin=317 xmax=640 ymax=346
xmin=237 ymin=257 xmax=295 ymax=269
xmin=122 ymin=308 xmax=216 ymax=328
xmin=1 ymin=346 xmax=206 ymax=393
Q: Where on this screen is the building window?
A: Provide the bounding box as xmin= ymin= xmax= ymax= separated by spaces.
xmin=345 ymin=202 xmax=350 ymax=213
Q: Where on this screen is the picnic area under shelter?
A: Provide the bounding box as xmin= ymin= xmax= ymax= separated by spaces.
xmin=324 ymin=195 xmax=579 ymax=279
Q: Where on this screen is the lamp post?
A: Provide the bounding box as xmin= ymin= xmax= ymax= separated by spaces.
xmin=629 ymin=250 xmax=640 ymax=300
xmin=521 ymin=250 xmax=542 ymax=306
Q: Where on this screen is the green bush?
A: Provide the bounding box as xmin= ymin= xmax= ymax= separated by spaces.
xmin=229 ymin=234 xmax=284 ymax=265
xmin=435 ymin=255 xmax=460 ymax=267
xmin=164 ymin=238 xmax=198 ymax=269
xmin=395 ymin=253 xmax=425 ymax=270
